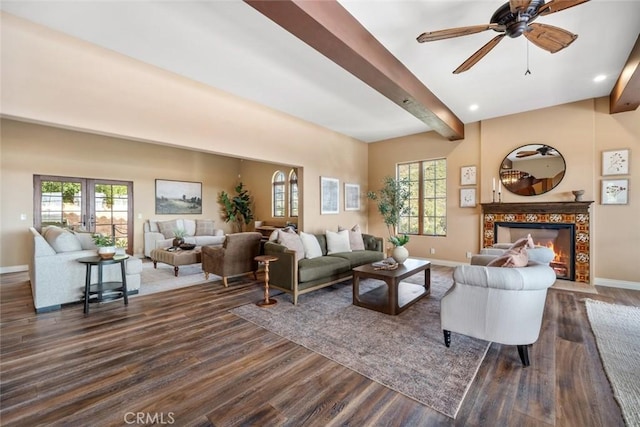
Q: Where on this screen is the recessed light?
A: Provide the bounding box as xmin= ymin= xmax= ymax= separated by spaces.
xmin=469 ymin=104 xmax=479 ymax=111
xmin=593 ymin=74 xmax=607 ymax=83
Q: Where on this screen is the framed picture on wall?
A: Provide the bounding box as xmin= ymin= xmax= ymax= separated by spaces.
xmin=601 ymin=179 xmax=628 ymax=205
xmin=460 ymin=188 xmax=476 ymax=208
xmin=344 ymin=183 xmax=360 ymax=211
xmin=320 ymin=176 xmax=339 ymax=214
xmin=155 ymin=179 xmax=202 ymax=214
xmin=460 ymin=165 xmax=477 ymax=185
xmin=602 ymin=149 xmax=629 ymax=176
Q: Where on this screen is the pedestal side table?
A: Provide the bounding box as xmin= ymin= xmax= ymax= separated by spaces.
xmin=254 ymin=255 xmax=278 ymax=307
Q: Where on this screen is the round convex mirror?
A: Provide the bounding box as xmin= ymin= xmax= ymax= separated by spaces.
xmin=500 ymin=144 xmax=566 ymax=196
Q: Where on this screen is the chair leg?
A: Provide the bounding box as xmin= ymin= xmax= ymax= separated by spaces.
xmin=223 ymin=277 xmax=228 ymax=287
xmin=517 ymin=345 xmax=530 ymax=367
xmin=443 ymin=330 xmax=451 ymax=347
xmin=204 ymin=272 xmax=209 ymax=280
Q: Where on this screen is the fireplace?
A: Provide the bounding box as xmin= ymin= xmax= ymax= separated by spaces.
xmin=481 ymin=201 xmax=593 ymax=283
xmin=495 ymin=222 xmax=575 ymax=280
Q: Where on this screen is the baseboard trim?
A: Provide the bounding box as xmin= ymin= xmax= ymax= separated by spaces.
xmin=0 ymin=265 xmax=29 ymax=274
xmin=594 ymin=277 xmax=640 ymax=291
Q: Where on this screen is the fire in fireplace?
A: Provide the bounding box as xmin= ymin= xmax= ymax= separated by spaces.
xmin=495 ymin=222 xmax=575 ymax=281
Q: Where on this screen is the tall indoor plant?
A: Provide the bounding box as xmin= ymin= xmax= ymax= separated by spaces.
xmin=367 ymin=176 xmax=411 ymax=263
xmin=218 ymin=182 xmax=254 ymax=233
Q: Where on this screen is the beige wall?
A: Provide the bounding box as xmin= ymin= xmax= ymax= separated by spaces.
xmin=1 ymin=13 xmax=371 ymax=270
xmin=369 ymin=100 xmax=640 ymax=285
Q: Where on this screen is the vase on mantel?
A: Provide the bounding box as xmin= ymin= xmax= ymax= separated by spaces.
xmin=392 ymin=246 xmax=409 ymax=264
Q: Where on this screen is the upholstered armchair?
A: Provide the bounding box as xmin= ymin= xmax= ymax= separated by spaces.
xmin=202 ymin=232 xmax=262 ymax=287
xmin=440 ymin=247 xmax=556 ymax=366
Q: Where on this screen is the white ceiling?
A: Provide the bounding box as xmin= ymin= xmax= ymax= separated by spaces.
xmin=2 ymin=0 xmax=639 ymax=142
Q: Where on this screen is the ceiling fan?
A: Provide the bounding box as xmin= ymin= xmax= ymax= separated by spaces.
xmin=416 ymin=0 xmax=590 ymax=74
xmin=516 ymin=145 xmax=557 ymax=158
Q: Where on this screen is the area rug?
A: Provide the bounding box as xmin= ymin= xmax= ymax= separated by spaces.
xmin=230 ymin=268 xmax=490 ymax=419
xmin=585 ymin=299 xmax=640 ymax=426
xmin=138 ymin=262 xmax=220 ymax=296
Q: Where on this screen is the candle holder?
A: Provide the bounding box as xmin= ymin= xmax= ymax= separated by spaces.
xmin=492 ymin=190 xmax=496 ymax=203
xmin=498 ymin=191 xmax=502 ymax=203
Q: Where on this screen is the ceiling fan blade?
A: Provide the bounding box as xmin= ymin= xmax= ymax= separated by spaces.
xmin=538 ymin=0 xmax=590 ymax=16
xmin=516 ymin=151 xmax=539 ymax=158
xmin=524 ymin=23 xmax=577 ymax=53
xmin=510 ymin=0 xmax=532 ymax=13
xmin=453 ymin=34 xmax=506 ymax=74
xmin=417 ymin=24 xmax=504 ymax=43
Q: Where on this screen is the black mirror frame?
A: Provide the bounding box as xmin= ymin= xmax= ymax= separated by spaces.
xmin=499 ymin=144 xmax=566 ymax=196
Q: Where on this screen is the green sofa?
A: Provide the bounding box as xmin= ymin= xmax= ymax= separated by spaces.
xmin=263 ymin=233 xmax=384 ymax=304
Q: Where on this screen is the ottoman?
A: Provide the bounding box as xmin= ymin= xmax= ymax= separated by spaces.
xmin=150 ymin=248 xmax=202 ymax=277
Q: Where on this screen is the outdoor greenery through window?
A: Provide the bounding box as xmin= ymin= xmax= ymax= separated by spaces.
xmin=397 ymin=159 xmax=447 ymax=236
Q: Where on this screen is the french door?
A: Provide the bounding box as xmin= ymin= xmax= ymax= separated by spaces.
xmin=34 ymin=175 xmax=134 ymax=254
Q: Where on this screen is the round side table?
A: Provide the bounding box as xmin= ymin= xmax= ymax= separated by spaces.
xmin=254 ymin=255 xmax=278 ymax=307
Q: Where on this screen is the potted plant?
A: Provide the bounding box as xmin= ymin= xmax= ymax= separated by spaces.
xmin=172 ymin=228 xmax=187 ymax=247
xmin=218 ymin=182 xmax=254 ymax=233
xmin=367 ymin=176 xmax=411 ymax=263
xmin=92 ymin=234 xmax=116 ymax=259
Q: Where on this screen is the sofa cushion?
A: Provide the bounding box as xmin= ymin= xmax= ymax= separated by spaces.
xmin=487 ymin=248 xmax=529 ymax=267
xmin=298 ymin=256 xmax=351 ymax=283
xmin=326 ymin=229 xmax=351 ymax=255
xmin=43 ymin=226 xmax=82 ymax=253
xmin=300 ymin=232 xmax=323 ymax=259
xmin=195 ymin=219 xmax=215 ymax=236
xmin=157 ymin=220 xmax=179 ymax=239
xmin=182 ymin=219 xmax=196 ymax=236
xmin=73 ymin=231 xmax=98 ymax=250
xmin=338 ymin=224 xmax=365 ymax=251
xmin=329 ymin=250 xmax=384 ymax=268
xmin=277 ymin=229 xmax=305 ymax=261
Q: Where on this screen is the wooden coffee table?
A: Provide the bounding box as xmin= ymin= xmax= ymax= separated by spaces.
xmin=352 ymin=258 xmax=431 ymax=315
xmin=150 ymin=247 xmax=201 ymax=277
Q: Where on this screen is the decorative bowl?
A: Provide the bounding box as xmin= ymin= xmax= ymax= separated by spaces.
xmin=179 ymin=243 xmax=196 ymax=250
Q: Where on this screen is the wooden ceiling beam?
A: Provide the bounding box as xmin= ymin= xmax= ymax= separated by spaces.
xmin=244 ymin=0 xmax=464 ymax=141
xmin=610 ymin=34 xmax=640 ymax=114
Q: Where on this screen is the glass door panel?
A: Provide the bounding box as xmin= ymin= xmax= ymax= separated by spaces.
xmin=37 ymin=177 xmax=85 ymax=229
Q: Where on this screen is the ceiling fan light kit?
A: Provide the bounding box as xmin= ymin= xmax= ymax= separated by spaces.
xmin=416 ymin=0 xmax=590 ymax=73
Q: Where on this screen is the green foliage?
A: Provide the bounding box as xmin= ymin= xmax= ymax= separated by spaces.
xmin=367 ymin=176 xmax=411 ymax=240
xmin=218 ymin=182 xmax=254 ymax=232
xmin=388 ymin=234 xmax=410 ymax=247
xmin=173 ymin=228 xmax=187 ymax=238
xmin=92 ymin=234 xmax=115 ymax=247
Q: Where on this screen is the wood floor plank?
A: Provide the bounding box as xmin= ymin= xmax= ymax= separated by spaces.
xmin=0 ymin=270 xmax=636 ymax=426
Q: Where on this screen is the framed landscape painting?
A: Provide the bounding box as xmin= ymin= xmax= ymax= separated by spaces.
xmin=155 ymin=179 xmax=202 ymax=214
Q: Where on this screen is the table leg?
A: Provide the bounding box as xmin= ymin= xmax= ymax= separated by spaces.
xmin=98 ymin=263 xmax=104 ymax=301
xmin=84 ymin=265 xmax=91 ymax=314
xmin=174 ymin=266 xmax=179 ymax=277
xmin=424 ymin=266 xmax=431 ymax=296
xmin=388 ymin=278 xmax=398 ymax=315
xmin=256 ymin=261 xmax=277 ymax=307
xmin=121 ymin=260 xmax=129 ymax=306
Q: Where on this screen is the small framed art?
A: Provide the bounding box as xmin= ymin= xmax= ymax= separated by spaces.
xmin=460 ymin=188 xmax=476 ymax=208
xmin=344 ymin=183 xmax=360 ymax=211
xmin=460 ymin=165 xmax=477 ymax=185
xmin=601 ymin=179 xmax=628 ymax=205
xmin=320 ymin=176 xmax=339 ymax=214
xmin=602 ymin=149 xmax=629 ymax=176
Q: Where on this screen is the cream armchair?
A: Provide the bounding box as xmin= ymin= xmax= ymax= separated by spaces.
xmin=441 ymin=247 xmax=556 ymax=366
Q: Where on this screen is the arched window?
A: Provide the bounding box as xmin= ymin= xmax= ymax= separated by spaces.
xmin=289 ymin=169 xmax=298 ymax=217
xmin=272 ymin=170 xmax=286 ymax=217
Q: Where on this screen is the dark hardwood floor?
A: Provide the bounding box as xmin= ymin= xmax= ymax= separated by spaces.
xmin=1 ymin=267 xmax=637 ymax=426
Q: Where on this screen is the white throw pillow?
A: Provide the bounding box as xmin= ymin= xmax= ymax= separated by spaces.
xmin=43 ymin=226 xmax=82 ymax=253
xmin=73 ymin=231 xmax=98 ymax=250
xmin=326 ymin=229 xmax=351 ymax=254
xmin=300 ymin=232 xmax=323 ymax=259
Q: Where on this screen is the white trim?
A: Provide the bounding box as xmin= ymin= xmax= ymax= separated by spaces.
xmin=0 ymin=265 xmax=29 ymax=274
xmin=594 ymin=277 xmax=640 ymax=291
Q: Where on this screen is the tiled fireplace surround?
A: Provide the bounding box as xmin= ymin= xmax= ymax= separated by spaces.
xmin=481 ymin=202 xmax=594 ymax=283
